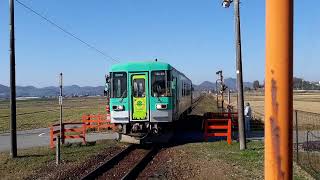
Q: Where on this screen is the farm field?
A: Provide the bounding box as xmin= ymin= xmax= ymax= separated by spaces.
xmin=0 ymin=97 xmax=107 ymax=133
xmin=226 ymin=92 xmax=320 ymax=120
xmin=1 ymin=92 xmax=319 ymax=133
xmin=0 ymin=95 xmax=313 ymax=180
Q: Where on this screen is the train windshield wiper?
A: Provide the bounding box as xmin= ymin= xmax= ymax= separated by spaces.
xmin=155 ymin=93 xmax=162 ymax=103
xmin=119 ymin=90 xmax=127 ymax=103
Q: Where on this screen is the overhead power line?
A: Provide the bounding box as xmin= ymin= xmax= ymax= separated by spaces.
xmin=15 ymin=0 xmax=120 ymax=63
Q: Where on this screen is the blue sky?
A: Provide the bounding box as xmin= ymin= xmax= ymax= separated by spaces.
xmin=0 ymin=0 xmax=319 ymax=87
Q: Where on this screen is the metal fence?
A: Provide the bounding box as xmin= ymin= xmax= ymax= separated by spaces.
xmin=293 ymin=110 xmax=320 ymax=178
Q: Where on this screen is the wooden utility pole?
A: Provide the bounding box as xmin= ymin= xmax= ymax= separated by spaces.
xmin=234 ymin=0 xmax=246 ymax=150
xmin=222 ymin=0 xmax=246 ymax=150
xmin=9 ymin=0 xmax=17 ymax=158
xmin=265 ymin=0 xmax=293 ymax=179
xmin=59 ymin=73 xmax=63 ymax=144
xmin=56 ymin=135 xmax=61 ymax=165
xmin=228 ymin=89 xmax=230 ymax=105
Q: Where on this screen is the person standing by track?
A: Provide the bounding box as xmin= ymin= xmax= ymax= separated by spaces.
xmin=244 ymin=102 xmax=252 ymax=137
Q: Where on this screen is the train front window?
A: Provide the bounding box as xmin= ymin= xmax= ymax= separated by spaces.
xmin=111 ymin=72 xmax=127 ymax=98
xmin=152 ymin=70 xmax=171 ymax=97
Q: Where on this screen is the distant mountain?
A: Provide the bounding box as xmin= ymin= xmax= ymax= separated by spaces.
xmin=194 ymin=78 xmax=253 ymax=91
xmin=0 ymin=85 xmax=104 ymax=99
xmin=0 ymin=85 xmax=10 ymax=98
xmin=224 ymin=78 xmax=253 ymax=90
xmin=194 ymin=81 xmax=216 ymax=91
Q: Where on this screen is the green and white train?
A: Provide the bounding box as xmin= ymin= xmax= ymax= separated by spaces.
xmin=108 ymin=61 xmax=192 ymax=139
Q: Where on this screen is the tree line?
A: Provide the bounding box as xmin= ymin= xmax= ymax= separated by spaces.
xmin=251 ymin=77 xmax=320 ymax=90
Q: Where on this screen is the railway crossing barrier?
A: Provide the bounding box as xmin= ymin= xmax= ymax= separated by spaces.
xmin=50 ymin=122 xmax=86 ymax=149
xmin=204 ymin=118 xmax=232 ymax=144
xmin=204 ymin=112 xmax=238 ymax=128
xmin=82 ymin=114 xmax=115 ymax=131
xmin=203 ymin=112 xmax=237 ymax=144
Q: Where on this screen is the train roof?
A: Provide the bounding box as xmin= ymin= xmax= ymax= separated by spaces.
xmin=110 ymin=61 xmax=172 ymax=72
xmin=110 ymin=61 xmax=191 ymax=82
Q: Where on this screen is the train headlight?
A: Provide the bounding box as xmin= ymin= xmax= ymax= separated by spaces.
xmin=113 ymin=105 xmax=124 ymax=111
xmin=156 ymin=104 xmax=167 ymax=110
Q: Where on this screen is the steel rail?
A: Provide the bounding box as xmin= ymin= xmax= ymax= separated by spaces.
xmin=121 ymin=146 xmax=159 ymax=180
xmin=81 ymin=144 xmax=137 ymax=180
xmin=191 ymin=94 xmax=205 ymax=110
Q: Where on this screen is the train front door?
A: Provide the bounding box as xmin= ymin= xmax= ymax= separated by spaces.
xmin=130 ymin=73 xmax=149 ymax=121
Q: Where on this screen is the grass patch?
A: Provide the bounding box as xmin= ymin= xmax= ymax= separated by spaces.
xmin=183 ymin=141 xmax=313 ymax=179
xmin=295 ymin=151 xmax=320 ymax=179
xmin=0 ymin=140 xmax=123 ymax=180
xmin=204 ymin=141 xmax=264 ymax=174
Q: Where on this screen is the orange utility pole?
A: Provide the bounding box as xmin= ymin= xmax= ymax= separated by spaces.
xmin=265 ymin=0 xmax=293 ymax=179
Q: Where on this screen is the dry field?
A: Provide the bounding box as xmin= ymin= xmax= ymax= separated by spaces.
xmin=0 ymin=96 xmax=107 ymax=133
xmin=0 ymin=95 xmax=314 ymax=179
xmin=222 ymin=91 xmax=320 ymax=129
xmin=226 ymin=92 xmax=320 ymax=116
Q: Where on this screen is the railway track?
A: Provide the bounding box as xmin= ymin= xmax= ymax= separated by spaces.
xmin=81 ymin=94 xmax=204 ymax=179
xmin=191 ymin=93 xmax=205 ymax=109
xmin=81 ymin=144 xmax=159 ymax=180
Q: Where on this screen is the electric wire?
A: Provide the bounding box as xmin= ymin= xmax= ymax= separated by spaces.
xmin=15 ymin=0 xmax=120 ymax=63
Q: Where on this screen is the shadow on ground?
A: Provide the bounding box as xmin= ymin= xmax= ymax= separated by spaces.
xmin=168 ymin=113 xmax=265 ymax=147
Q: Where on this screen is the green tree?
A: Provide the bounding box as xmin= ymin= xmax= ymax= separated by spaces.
xmin=253 ymin=80 xmax=260 ymax=90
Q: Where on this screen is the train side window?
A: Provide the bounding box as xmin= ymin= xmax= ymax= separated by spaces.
xmin=182 ymin=82 xmax=184 ymax=96
xmin=181 ymin=82 xmax=183 ymax=96
xmin=186 ymin=83 xmax=188 ymax=96
xmin=187 ymin=83 xmax=191 ymax=96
